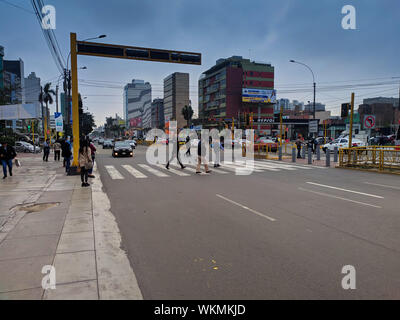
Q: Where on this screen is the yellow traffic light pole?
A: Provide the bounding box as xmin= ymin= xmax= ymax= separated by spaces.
xmin=279 ymin=105 xmax=283 ymax=147
xmin=70 ymin=32 xmax=80 ymax=168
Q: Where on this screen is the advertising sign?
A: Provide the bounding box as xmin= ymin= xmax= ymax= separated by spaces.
xmin=242 ymin=89 xmax=276 ymax=103
xmin=55 ymin=112 xmax=64 ymax=132
xmin=129 ymin=117 xmax=142 ymax=128
xmin=363 ymin=115 xmax=376 ymax=129
xmin=309 ymin=120 xmax=319 ymax=133
xmin=0 ymin=103 xmax=41 ymax=120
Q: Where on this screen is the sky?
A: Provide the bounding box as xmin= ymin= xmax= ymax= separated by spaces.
xmin=1 ymin=0 xmax=399 ymax=126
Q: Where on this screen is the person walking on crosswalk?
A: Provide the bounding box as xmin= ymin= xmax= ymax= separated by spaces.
xmin=196 ymin=138 xmax=211 ymax=174
xmin=166 ymin=133 xmax=185 ymax=170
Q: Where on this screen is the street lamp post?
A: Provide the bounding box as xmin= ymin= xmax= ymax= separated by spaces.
xmin=290 ymin=60 xmax=316 ymax=120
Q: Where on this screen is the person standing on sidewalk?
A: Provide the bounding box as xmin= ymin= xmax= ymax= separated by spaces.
xmin=62 ymin=137 xmax=72 ymax=173
xmin=54 ymin=140 xmax=61 ymax=161
xmin=78 ymin=140 xmax=92 ymax=187
xmin=88 ymin=139 xmax=96 ymax=178
xmin=295 ymin=135 xmax=303 ymax=159
xmin=43 ymin=139 xmax=50 ymax=162
xmin=0 ymin=141 xmax=17 ymax=179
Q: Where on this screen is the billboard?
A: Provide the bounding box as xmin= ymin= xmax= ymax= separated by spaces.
xmin=55 ymin=112 xmax=64 ymax=132
xmin=0 ymin=103 xmax=41 ymax=120
xmin=129 ymin=117 xmax=142 ymax=128
xmin=242 ymin=89 xmax=276 ymax=103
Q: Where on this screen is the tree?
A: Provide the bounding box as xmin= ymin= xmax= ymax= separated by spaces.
xmin=39 ymin=83 xmax=56 ymax=138
xmin=81 ymin=112 xmax=96 ymax=136
xmin=182 ymin=105 xmax=194 ymax=128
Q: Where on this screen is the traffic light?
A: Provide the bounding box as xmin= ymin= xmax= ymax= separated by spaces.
xmin=341 ymin=103 xmax=350 ymax=118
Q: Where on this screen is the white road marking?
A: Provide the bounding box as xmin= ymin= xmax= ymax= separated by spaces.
xmin=252 ymin=162 xmax=298 ymax=171
xmin=298 ymin=187 xmax=382 ymax=209
xmin=260 ymin=159 xmax=324 ymax=169
xmin=122 ymin=165 xmax=147 ymax=178
xmin=156 ymin=164 xmax=190 ymax=176
xmin=222 ymin=162 xmax=270 ymax=172
xmin=181 ymin=164 xmax=229 ymax=174
xmin=138 ymin=164 xmax=169 ymax=177
xmin=105 ymin=165 xmax=124 ymax=180
xmin=306 ymin=182 xmax=384 ymax=199
xmin=216 ymin=194 xmax=276 ymax=222
xmin=363 ymin=182 xmax=400 ymax=190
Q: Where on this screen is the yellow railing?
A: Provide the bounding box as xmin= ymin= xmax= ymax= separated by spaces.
xmin=338 ymin=146 xmax=400 ymax=173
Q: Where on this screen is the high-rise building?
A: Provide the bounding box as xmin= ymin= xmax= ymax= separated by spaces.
xmin=163 ymin=72 xmax=189 ymax=129
xmin=123 ymin=79 xmax=151 ymax=129
xmin=363 ymin=97 xmax=399 ymax=108
xmin=24 ymin=72 xmax=41 ymax=104
xmin=0 ymin=46 xmax=4 ymax=91
xmin=198 ymin=56 xmax=275 ymax=133
xmin=304 ymin=102 xmax=325 ymax=113
xmin=151 ymin=98 xmax=164 ymax=129
xmin=3 ymin=57 xmax=25 ymax=104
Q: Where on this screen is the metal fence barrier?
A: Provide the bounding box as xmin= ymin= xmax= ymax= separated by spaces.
xmin=338 ymin=146 xmax=400 ymax=173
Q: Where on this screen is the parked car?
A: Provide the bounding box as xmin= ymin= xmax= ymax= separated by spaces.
xmin=125 ymin=139 xmax=136 ymax=149
xmin=322 ymin=138 xmax=365 ymax=153
xmin=103 ymin=140 xmax=114 ymax=149
xmin=256 ymin=137 xmax=278 ymax=152
xmin=98 ymin=138 xmax=104 ymax=145
xmin=112 ymin=142 xmax=133 ymax=157
xmin=15 ymin=141 xmax=39 ymax=153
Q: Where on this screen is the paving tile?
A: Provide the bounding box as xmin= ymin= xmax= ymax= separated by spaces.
xmin=66 ymin=210 xmax=92 ymax=220
xmin=0 ymin=255 xmax=53 ymax=293
xmin=98 ymin=274 xmax=142 ymax=300
xmin=20 ymin=209 xmax=66 ymax=223
xmin=0 ymin=234 xmax=59 ymax=261
xmin=57 ymin=231 xmax=94 ymax=253
xmin=43 ymin=280 xmax=98 ymax=300
xmin=7 ymin=219 xmax=64 ymax=239
xmin=53 ymin=251 xmax=96 ymax=284
xmin=0 ymin=287 xmax=43 ymax=300
xmin=62 ymin=217 xmax=93 ymax=233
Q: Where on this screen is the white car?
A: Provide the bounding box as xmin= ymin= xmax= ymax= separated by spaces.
xmin=125 ymin=139 xmax=136 ymax=149
xmin=323 ymin=138 xmax=365 ymax=152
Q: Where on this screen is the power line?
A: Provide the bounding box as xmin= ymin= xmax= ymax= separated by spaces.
xmin=0 ymin=0 xmax=35 ymax=14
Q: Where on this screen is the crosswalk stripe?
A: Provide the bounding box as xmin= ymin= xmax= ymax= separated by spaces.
xmin=122 ymin=165 xmax=147 ymax=178
xmin=105 ymin=165 xmax=124 ymax=179
xmin=252 ymin=162 xmax=298 ymax=171
xmin=156 ymin=164 xmax=190 ymax=176
xmin=138 ymin=164 xmax=170 ymax=177
xmin=260 ymin=159 xmax=323 ymax=169
xmin=222 ymin=162 xmax=276 ymax=172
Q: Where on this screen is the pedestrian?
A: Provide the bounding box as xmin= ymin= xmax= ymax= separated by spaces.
xmin=295 ymin=135 xmax=303 ymax=159
xmin=166 ymin=133 xmax=185 ymax=170
xmin=88 ymin=139 xmax=96 ymax=178
xmin=210 ymin=136 xmax=221 ymax=168
xmin=185 ymin=136 xmax=191 ymax=156
xmin=196 ymin=138 xmax=211 ymax=174
xmin=62 ymin=136 xmax=72 ymax=173
xmin=54 ymin=140 xmax=61 ymax=161
xmin=0 ymin=141 xmax=17 ymax=179
xmin=43 ymin=139 xmax=50 ymax=162
xmin=313 ymin=137 xmax=318 ymax=154
xmin=78 ymin=140 xmax=92 ymax=187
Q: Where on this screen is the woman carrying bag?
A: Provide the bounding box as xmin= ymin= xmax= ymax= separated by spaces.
xmin=78 ymin=140 xmax=92 ymax=187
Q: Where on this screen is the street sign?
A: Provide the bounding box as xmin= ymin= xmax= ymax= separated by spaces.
xmin=363 ymin=115 xmax=376 ymax=129
xmin=309 ymin=120 xmax=318 ymax=133
xmin=55 ymin=112 xmax=64 ymax=132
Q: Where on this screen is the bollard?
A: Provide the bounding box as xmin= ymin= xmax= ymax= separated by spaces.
xmin=308 ymin=147 xmax=312 ymax=164
xmin=333 ymin=147 xmax=338 ymax=163
xmin=279 ymin=146 xmax=282 ymax=161
xmin=316 ymin=145 xmax=320 ymax=161
xmin=292 ymin=147 xmax=296 ymax=162
xmin=326 ymin=149 xmax=330 ymax=167
xmin=301 ymin=145 xmax=306 ymax=159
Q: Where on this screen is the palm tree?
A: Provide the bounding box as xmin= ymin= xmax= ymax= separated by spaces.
xmin=181 ymin=105 xmax=194 ymax=128
xmin=39 ymin=83 xmax=56 ymax=139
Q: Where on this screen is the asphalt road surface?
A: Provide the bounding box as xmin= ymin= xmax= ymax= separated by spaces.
xmin=94 ymin=144 xmax=400 ymax=299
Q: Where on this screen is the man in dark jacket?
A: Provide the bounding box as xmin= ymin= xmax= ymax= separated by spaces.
xmin=0 ymin=141 xmax=17 ymax=179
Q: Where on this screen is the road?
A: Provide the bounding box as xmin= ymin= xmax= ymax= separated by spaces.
xmin=94 ymin=144 xmax=400 ymax=299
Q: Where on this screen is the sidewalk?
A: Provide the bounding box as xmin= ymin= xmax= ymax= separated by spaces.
xmin=0 ymin=154 xmax=142 ymax=300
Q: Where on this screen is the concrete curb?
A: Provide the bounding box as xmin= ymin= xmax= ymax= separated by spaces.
xmin=91 ymin=164 xmax=143 ymax=300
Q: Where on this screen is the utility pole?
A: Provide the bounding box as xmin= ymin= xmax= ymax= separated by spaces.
xmin=280 ymin=105 xmax=283 ymax=147
xmin=348 ymin=92 xmax=355 ymax=149
xmin=55 ymin=85 xmax=59 ymax=113
xmin=313 ymin=82 xmax=316 ymax=120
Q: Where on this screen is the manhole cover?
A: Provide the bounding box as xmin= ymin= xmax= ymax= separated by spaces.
xmin=13 ymin=202 xmax=60 ymax=213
